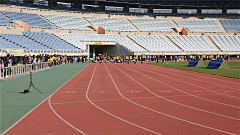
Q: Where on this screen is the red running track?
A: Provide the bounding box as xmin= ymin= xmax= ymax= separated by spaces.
xmin=3 ymin=63 xmax=240 ymax=135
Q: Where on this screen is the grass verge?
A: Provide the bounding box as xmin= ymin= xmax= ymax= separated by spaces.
xmin=148 ymin=61 xmax=240 ymax=79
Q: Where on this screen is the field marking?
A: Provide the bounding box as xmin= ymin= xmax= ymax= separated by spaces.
xmin=121 ymin=64 xmax=240 ymax=106
xmin=112 ymin=64 xmax=240 ymax=120
xmin=51 ymin=96 xmax=157 ymax=104
xmin=138 ymin=64 xmax=240 ymax=91
xmin=106 ymin=64 xmax=236 ymax=135
xmin=48 ymin=65 xmax=92 ymax=135
xmin=2 ymin=64 xmax=90 ymax=135
xmin=51 ymin=92 xmax=239 ymax=105
xmin=85 ymin=64 xmax=161 ymax=134
xmin=129 ymin=64 xmax=240 ymax=100
xmin=147 ymin=63 xmax=240 ymax=85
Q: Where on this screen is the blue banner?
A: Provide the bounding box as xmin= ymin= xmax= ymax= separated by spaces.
xmin=207 ymin=60 xmax=223 ymax=69
xmin=188 ymin=60 xmax=199 ymax=67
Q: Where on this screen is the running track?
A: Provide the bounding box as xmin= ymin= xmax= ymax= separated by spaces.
xmin=3 ymin=63 xmax=240 ymax=135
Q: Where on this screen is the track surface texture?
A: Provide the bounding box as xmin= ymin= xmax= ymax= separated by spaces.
xmin=3 ymin=63 xmax=240 ymax=135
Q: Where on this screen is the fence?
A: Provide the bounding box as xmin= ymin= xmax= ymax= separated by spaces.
xmin=0 ymin=62 xmax=49 ymax=79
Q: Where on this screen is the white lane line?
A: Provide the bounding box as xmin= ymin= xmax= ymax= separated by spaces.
xmin=137 ymin=64 xmax=240 ymax=91
xmin=48 ymin=65 xmax=92 ymax=135
xmin=51 ymin=93 xmax=239 ymax=105
xmin=128 ymin=64 xmax=240 ymax=100
xmin=119 ymin=64 xmax=240 ymax=108
xmin=106 ymin=64 xmax=236 ymax=135
xmin=146 ymin=63 xmax=240 ymax=85
xmin=113 ymin=64 xmax=240 ymax=120
xmin=51 ymin=96 xmax=157 ymax=105
xmin=86 ymin=64 xmax=161 ymax=134
xmin=2 ymin=64 xmax=90 ymax=135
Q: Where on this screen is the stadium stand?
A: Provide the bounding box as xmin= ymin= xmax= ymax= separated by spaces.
xmin=128 ymin=35 xmax=181 ymax=52
xmin=53 ymin=33 xmax=146 ymax=53
xmin=84 ymin=17 xmax=137 ymax=32
xmin=0 ymin=14 xmax=14 ymax=26
xmin=0 ymin=11 xmax=55 ymax=29
xmin=173 ymin=19 xmax=224 ymax=33
xmin=0 ymin=33 xmax=50 ymax=52
xmin=41 ymin=14 xmax=90 ymax=30
xmin=52 ymin=33 xmax=87 ymax=51
xmin=128 ymin=18 xmax=175 ymax=32
xmin=167 ymin=35 xmax=219 ymax=52
xmin=23 ymin=31 xmax=82 ymax=52
xmin=220 ymin=19 xmax=240 ymax=32
xmin=0 ymin=35 xmax=22 ymax=51
xmin=209 ymin=35 xmax=240 ymax=52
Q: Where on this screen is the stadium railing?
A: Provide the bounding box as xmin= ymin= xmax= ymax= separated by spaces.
xmin=0 ymin=62 xmax=49 ymax=80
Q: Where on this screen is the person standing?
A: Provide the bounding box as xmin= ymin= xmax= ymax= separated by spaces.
xmin=161 ymin=54 xmax=165 ymax=64
xmin=156 ymin=55 xmax=159 ymax=63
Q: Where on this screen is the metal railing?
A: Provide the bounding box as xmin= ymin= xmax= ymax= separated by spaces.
xmin=0 ymin=62 xmax=49 ymax=79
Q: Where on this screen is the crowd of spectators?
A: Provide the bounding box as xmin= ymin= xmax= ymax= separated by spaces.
xmin=0 ymin=53 xmax=236 ymax=78
xmin=0 ymin=54 xmax=89 ymax=78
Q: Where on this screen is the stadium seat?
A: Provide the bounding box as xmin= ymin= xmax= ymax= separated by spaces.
xmin=128 ymin=18 xmax=175 ymax=32
xmin=168 ymin=35 xmax=219 ymax=52
xmin=209 ymin=35 xmax=240 ymax=52
xmin=128 ymin=35 xmax=181 ymax=52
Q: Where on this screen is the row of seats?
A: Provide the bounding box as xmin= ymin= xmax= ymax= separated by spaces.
xmin=0 ymin=14 xmax=14 ymax=26
xmin=1 ymin=9 xmax=239 ymax=33
xmin=41 ymin=14 xmax=90 ymax=30
xmin=0 ymin=37 xmax=22 ymax=49
xmin=173 ymin=19 xmax=223 ymax=33
xmin=0 ymin=11 xmax=55 ymax=29
xmin=0 ymin=33 xmax=50 ymax=51
xmin=128 ymin=35 xmax=181 ymax=52
xmin=84 ymin=17 xmax=137 ymax=32
xmin=23 ymin=31 xmax=83 ymax=52
xmin=167 ymin=35 xmax=219 ymax=52
xmin=128 ymin=18 xmax=175 ymax=32
xmin=1 ymin=32 xmax=239 ymax=53
xmin=209 ymin=35 xmax=240 ymax=52
xmin=53 ymin=33 xmax=146 ymax=52
xmin=220 ymin=19 xmax=240 ymax=32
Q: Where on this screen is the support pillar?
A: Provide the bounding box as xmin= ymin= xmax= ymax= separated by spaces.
xmin=23 ymin=0 xmax=33 ymax=4
xmin=48 ymin=0 xmax=57 ymax=6
xmin=222 ymin=8 xmax=227 ymax=14
xmin=197 ymin=8 xmax=201 ymax=14
xmin=149 ymin=7 xmax=153 ymax=13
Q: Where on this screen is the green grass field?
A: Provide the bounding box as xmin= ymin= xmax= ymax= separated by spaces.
xmin=149 ymin=61 xmax=240 ymax=79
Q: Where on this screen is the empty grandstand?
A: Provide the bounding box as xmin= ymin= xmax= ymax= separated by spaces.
xmin=1 ymin=33 xmax=50 ymax=52
xmin=220 ymin=19 xmax=240 ymax=32
xmin=84 ymin=17 xmax=137 ymax=32
xmin=167 ymin=35 xmax=219 ymax=52
xmin=128 ymin=18 xmax=175 ymax=32
xmin=173 ymin=19 xmax=224 ymax=33
xmin=209 ymin=35 xmax=240 ymax=52
xmin=0 ymin=0 xmax=239 ymax=57
xmin=128 ymin=35 xmax=181 ymax=52
xmin=23 ymin=31 xmax=83 ymax=53
xmin=0 ymin=14 xmax=14 ymax=26
xmin=0 ymin=11 xmax=55 ymax=29
xmin=41 ymin=14 xmax=90 ymax=30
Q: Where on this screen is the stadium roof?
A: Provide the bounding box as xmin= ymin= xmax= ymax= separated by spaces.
xmin=56 ymin=0 xmax=240 ymax=7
